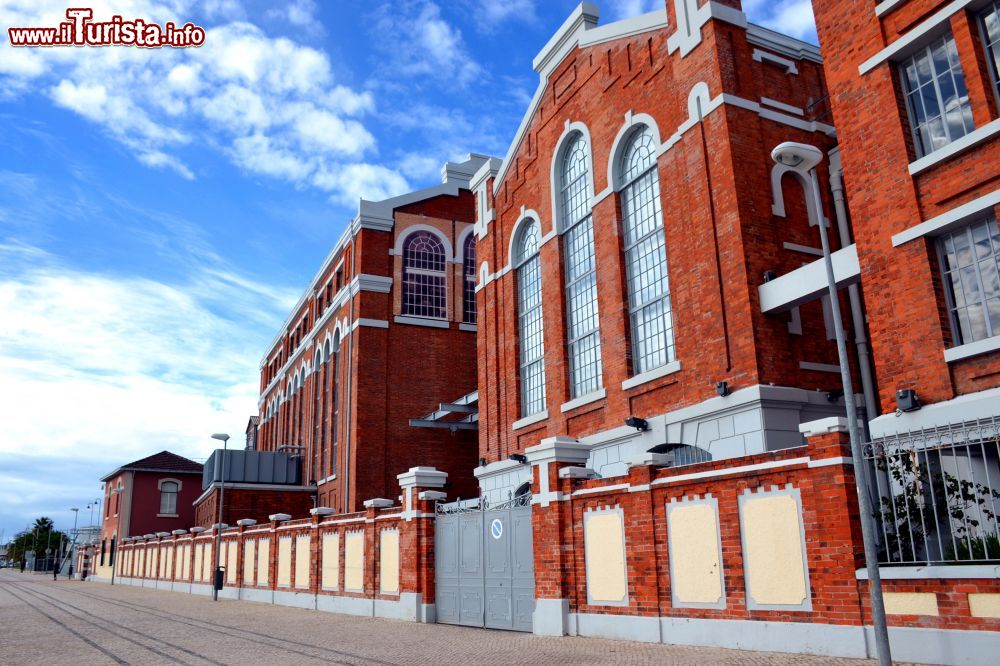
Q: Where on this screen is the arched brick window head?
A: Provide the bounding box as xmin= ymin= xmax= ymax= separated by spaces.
xmin=617 ymin=124 xmax=675 ymax=375
xmin=463 ymin=233 xmax=477 ymax=324
xmin=402 ymin=231 xmax=447 ymax=319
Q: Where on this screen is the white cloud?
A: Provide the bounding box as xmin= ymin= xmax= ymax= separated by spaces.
xmin=0 ymin=0 xmax=408 ymax=204
xmin=743 ymin=0 xmax=817 ymax=43
xmin=606 ymin=0 xmax=662 ymax=21
xmin=372 ymin=1 xmax=482 ymax=88
xmin=0 ymin=242 xmax=299 ymax=532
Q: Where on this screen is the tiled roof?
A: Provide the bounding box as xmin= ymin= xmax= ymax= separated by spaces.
xmin=102 ymin=451 xmax=203 ymax=480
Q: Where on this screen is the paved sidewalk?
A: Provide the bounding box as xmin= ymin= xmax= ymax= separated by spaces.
xmin=0 ymin=570 xmax=901 ymax=665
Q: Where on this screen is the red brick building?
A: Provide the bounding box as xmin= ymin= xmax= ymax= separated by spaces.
xmin=89 ymin=451 xmax=203 ymax=581
xmin=471 ymin=1 xmax=852 ymax=501
xmin=242 ymin=155 xmax=489 ymax=514
xmin=810 ymin=0 xmax=1000 ymax=442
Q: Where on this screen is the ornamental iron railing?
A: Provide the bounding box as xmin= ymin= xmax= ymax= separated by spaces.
xmin=863 ymin=416 xmax=1000 ymax=565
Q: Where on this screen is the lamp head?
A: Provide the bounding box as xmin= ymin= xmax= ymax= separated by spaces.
xmin=211 ymin=433 xmax=230 ymax=442
xmin=771 ymin=141 xmax=823 ymax=171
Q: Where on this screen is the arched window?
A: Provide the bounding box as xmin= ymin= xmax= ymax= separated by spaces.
xmin=462 ymin=233 xmax=477 ymax=324
xmin=558 ymin=132 xmax=602 ymax=398
xmin=402 ymin=231 xmax=447 ymax=318
xmin=515 ymin=220 xmax=546 ymax=417
xmin=159 ymin=480 xmax=179 ymax=515
xmin=617 ymin=125 xmax=675 ymax=374
xmin=313 ymin=350 xmax=323 ymax=483
xmin=330 ymin=336 xmax=340 ymax=478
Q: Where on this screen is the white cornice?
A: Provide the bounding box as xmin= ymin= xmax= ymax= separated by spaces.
xmin=745 ymin=23 xmax=821 ymax=64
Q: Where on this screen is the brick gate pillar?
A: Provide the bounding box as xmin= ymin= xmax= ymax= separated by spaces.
xmin=525 ymin=436 xmax=592 ymax=635
xmin=397 ymin=466 xmax=448 ymax=622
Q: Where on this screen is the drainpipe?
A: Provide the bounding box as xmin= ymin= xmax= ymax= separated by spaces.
xmin=829 ymin=164 xmax=879 ymax=431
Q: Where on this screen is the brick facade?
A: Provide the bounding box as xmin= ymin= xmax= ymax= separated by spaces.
xmin=812 ymin=0 xmax=1000 ymax=419
xmin=246 ymin=157 xmax=489 ymax=516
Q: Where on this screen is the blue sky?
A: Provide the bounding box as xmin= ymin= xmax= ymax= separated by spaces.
xmin=0 ymin=0 xmax=816 ymax=542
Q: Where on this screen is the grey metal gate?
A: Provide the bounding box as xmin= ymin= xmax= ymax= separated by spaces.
xmin=435 ymin=493 xmax=533 ymax=631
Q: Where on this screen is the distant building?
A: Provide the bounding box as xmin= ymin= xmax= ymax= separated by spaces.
xmin=86 ymin=451 xmax=203 ymax=581
xmin=193 ymin=155 xmax=490 ymax=523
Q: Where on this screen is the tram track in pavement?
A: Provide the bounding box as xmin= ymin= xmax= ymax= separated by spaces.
xmin=5 ymin=580 xmax=214 ymax=666
xmin=53 ymin=581 xmax=396 ymax=666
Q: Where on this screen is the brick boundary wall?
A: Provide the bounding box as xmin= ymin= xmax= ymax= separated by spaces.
xmin=103 ymin=467 xmax=444 ymax=623
xmin=82 ymin=441 xmax=1000 ymax=664
xmin=526 ymin=422 xmax=1000 ymax=664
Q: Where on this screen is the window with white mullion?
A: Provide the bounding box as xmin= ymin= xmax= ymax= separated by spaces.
xmin=618 ymin=125 xmax=675 ymax=375
xmin=559 ymin=133 xmax=603 ymax=398
xmin=900 ymin=33 xmax=974 ymax=157
xmin=402 ymin=231 xmax=447 ymax=319
xmin=516 ymin=221 xmax=546 ymax=417
xmin=938 ymin=217 xmax=1000 ymax=345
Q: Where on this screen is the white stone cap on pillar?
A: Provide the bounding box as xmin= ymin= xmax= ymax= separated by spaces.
xmin=363 ymin=498 xmax=394 ymax=508
xmin=626 ymin=452 xmax=673 ymax=468
xmin=418 ymin=490 xmax=447 ymax=501
xmin=189 ymin=527 xmax=207 ymax=533
xmin=268 ymin=513 xmax=291 ymax=521
xmin=143 ymin=533 xmax=156 ymax=539
xmin=211 ymin=523 xmax=229 ymax=531
xmin=559 ymin=466 xmax=599 ymax=479
xmin=156 ymin=532 xmax=171 ymax=537
xmin=236 ymin=518 xmax=257 ymax=526
xmin=310 ymin=507 xmax=334 ymax=516
xmin=525 ymin=436 xmax=591 ymax=465
xmin=171 ymin=529 xmax=187 ymax=536
xmin=799 ymin=416 xmax=853 ymax=438
xmin=397 ymin=466 xmax=448 ymax=489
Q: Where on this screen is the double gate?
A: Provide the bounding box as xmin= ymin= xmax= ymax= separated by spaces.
xmin=434 ymin=493 xmax=534 ymax=631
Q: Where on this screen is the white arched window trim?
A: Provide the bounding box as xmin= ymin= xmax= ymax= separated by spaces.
xmin=550 ymin=120 xmax=595 ymax=234
xmin=456 ymin=224 xmax=476 ymax=263
xmin=615 ymin=122 xmax=676 ymax=377
xmin=507 ymin=209 xmax=543 ymax=267
xmin=157 ymin=478 xmax=181 ymax=516
xmin=513 ymin=217 xmax=546 ymax=417
xmin=607 ymin=111 xmax=663 ymax=189
xmin=393 ymin=224 xmax=455 ymax=261
xmin=554 ymin=125 xmax=603 ymax=399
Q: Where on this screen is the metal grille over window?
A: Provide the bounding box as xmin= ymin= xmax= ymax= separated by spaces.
xmin=402 ymin=231 xmax=447 ymax=318
xmin=618 ymin=125 xmax=675 ymax=374
xmin=900 ymin=33 xmax=974 ymax=157
xmin=463 ymin=234 xmax=477 ymax=324
xmin=516 ymin=221 xmax=545 ymax=417
xmin=864 ymin=417 xmax=1000 ymax=564
xmin=982 ymin=2 xmax=1000 ymax=101
xmin=938 ymin=217 xmax=1000 ymax=345
xmin=559 ymin=132 xmax=602 ymax=398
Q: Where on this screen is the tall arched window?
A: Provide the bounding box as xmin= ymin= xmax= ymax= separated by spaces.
xmin=159 ymin=480 xmax=179 ymax=515
xmin=559 ymin=132 xmax=602 ymax=398
xmin=313 ymin=350 xmax=323 ymax=483
xmin=402 ymin=231 xmax=447 ymax=318
xmin=617 ymin=124 xmax=674 ymax=374
xmin=320 ymin=341 xmax=330 ymax=478
xmin=463 ymin=233 xmax=477 ymax=324
xmin=515 ymin=220 xmax=546 ymax=417
xmin=330 ymin=336 xmax=340 ymax=477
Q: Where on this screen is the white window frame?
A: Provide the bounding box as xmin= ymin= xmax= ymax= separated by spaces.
xmin=158 ymin=478 xmax=181 ymax=516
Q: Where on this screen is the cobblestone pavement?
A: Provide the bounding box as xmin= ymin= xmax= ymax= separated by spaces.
xmin=0 ymin=570 xmax=903 ymax=665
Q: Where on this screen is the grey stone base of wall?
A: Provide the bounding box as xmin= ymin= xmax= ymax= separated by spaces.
xmin=108 ymin=578 xmax=433 ymax=624
xmin=533 ymin=602 xmax=997 ymax=666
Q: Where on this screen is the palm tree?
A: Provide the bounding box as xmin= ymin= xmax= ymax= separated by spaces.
xmin=32 ymin=517 xmax=54 ymax=532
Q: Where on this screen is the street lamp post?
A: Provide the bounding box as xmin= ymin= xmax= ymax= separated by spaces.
xmin=69 ymin=508 xmax=79 ymax=578
xmin=771 ymin=142 xmax=891 ymax=666
xmin=210 ymin=433 xmax=230 ymax=601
